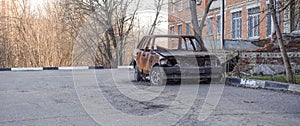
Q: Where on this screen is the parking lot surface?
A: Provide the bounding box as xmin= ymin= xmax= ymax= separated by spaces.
xmin=0 ymin=69 xmax=299 ymax=126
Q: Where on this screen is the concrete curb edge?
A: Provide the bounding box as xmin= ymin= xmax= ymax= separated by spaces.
xmin=0 ymin=66 xmax=104 ymax=71
xmin=226 ymin=77 xmax=300 ymax=93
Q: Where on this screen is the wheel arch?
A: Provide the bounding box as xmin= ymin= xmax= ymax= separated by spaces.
xmin=151 ymin=63 xmax=160 ymax=69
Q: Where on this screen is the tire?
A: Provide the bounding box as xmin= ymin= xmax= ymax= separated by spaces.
xmin=150 ymin=66 xmax=167 ymax=85
xmin=134 ymin=66 xmax=142 ymax=81
xmin=203 ymin=78 xmax=212 ymax=84
xmin=174 ymin=79 xmax=181 ymax=84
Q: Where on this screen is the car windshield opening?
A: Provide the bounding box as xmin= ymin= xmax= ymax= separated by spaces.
xmin=153 ymin=36 xmax=202 ymax=52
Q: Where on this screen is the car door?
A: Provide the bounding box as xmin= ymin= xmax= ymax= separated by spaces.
xmin=136 ymin=36 xmax=152 ymax=73
xmin=140 ymin=37 xmax=153 ymax=73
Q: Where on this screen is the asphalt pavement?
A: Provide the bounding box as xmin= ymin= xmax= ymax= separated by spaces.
xmin=0 ymin=69 xmax=299 ymax=126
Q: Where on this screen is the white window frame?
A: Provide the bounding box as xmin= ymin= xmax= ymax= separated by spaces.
xmin=266 ymin=6 xmax=274 ymax=37
xmin=170 ymin=25 xmax=175 ymax=35
xmin=207 ymin=17 xmax=213 ymax=35
xmin=230 ymin=8 xmax=242 ymax=14
xmin=196 ymin=0 xmax=201 ymax=5
xmin=246 ymin=3 xmax=260 ymax=10
xmin=198 ymin=19 xmax=202 ymax=27
xmin=248 ymin=7 xmax=260 ymax=39
xmin=186 ymin=22 xmax=191 ymax=35
xmin=170 ymin=0 xmax=175 ymax=13
xmin=266 ymin=0 xmax=282 ymax=37
xmin=231 ymin=11 xmax=242 ymax=39
xmin=177 ymin=24 xmax=183 ymax=35
xmin=216 ymin=15 xmax=221 ymax=34
xmin=291 ymin=4 xmax=300 ymax=32
xmin=186 ymin=0 xmax=191 ymax=8
xmin=178 ymin=0 xmax=183 ymax=12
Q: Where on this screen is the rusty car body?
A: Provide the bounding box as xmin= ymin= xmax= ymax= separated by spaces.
xmin=132 ymin=35 xmax=224 ymax=85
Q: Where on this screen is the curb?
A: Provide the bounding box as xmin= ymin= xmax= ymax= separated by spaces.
xmin=226 ymin=77 xmax=300 ymax=93
xmin=0 ymin=68 xmax=11 ymax=71
xmin=58 ymin=66 xmax=89 ymax=70
xmin=11 ymin=67 xmax=43 ymax=71
xmin=0 ymin=66 xmax=104 ymax=71
xmin=117 ymin=66 xmax=133 ymax=69
xmin=0 ymin=66 xmax=135 ymax=71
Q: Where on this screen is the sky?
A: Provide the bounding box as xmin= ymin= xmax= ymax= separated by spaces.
xmin=135 ymin=0 xmax=169 ymax=34
xmin=30 ymin=0 xmax=49 ymax=10
xmin=31 ymin=0 xmax=47 ymax=5
xmin=27 ymin=0 xmax=168 ymax=33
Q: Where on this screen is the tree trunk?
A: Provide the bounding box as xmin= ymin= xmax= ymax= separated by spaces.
xmin=148 ymin=0 xmax=164 ymax=35
xmin=269 ymin=0 xmax=296 ymax=83
xmin=190 ymin=0 xmax=201 ymax=41
xmin=190 ymin=0 xmax=213 ymax=51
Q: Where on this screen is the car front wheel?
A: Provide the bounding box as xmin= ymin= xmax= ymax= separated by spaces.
xmin=150 ymin=66 xmax=167 ymax=85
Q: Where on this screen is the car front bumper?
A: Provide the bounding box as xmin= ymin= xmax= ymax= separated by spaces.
xmin=162 ymin=66 xmax=223 ymax=80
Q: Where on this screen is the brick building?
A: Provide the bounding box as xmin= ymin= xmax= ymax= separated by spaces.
xmin=168 ymin=0 xmax=300 ymax=49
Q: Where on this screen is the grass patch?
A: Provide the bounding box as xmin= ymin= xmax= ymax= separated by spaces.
xmin=240 ymin=75 xmax=300 ymax=84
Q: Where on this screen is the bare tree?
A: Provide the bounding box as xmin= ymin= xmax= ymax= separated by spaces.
xmin=190 ymin=0 xmax=214 ymax=51
xmin=0 ymin=0 xmax=76 ymax=67
xmin=68 ymin=0 xmax=140 ymax=68
xmin=148 ymin=0 xmax=165 ymax=35
xmin=269 ymin=0 xmax=296 ymax=83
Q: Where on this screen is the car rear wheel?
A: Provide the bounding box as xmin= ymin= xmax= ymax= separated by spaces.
xmin=134 ymin=66 xmax=142 ymax=81
xmin=150 ymin=66 xmax=166 ymax=85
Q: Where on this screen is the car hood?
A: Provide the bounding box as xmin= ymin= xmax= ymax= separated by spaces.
xmin=157 ymin=50 xmax=217 ymax=58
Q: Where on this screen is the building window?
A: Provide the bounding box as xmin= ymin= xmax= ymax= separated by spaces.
xmin=217 ymin=15 xmax=221 ymax=34
xmin=232 ymin=11 xmax=242 ymax=39
xmin=198 ymin=19 xmax=202 ymax=27
xmin=275 ymin=0 xmax=282 ymax=28
xmin=266 ymin=0 xmax=282 ymax=36
xmin=266 ymin=3 xmax=274 ymax=37
xmin=196 ymin=0 xmax=201 ymax=5
xmin=178 ymin=0 xmax=183 ymax=11
xmin=248 ymin=7 xmax=260 ymax=38
xmin=186 ymin=23 xmax=191 ymax=35
xmin=207 ymin=17 xmax=213 ymax=35
xmin=266 ymin=10 xmax=272 ymax=36
xmin=178 ymin=24 xmax=182 ymax=35
xmin=291 ymin=1 xmax=300 ymax=32
xmin=170 ymin=0 xmax=174 ymax=13
xmin=186 ymin=0 xmax=191 ymax=8
xmin=170 ymin=26 xmax=174 ymax=35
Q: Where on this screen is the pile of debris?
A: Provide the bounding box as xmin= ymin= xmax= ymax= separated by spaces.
xmin=229 ymin=33 xmax=300 ymax=76
xmin=247 ymin=33 xmax=300 ymax=52
xmin=233 ymin=62 xmax=300 ymax=76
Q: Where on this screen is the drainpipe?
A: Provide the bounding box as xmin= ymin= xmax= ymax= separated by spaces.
xmin=220 ymin=0 xmax=225 ymax=49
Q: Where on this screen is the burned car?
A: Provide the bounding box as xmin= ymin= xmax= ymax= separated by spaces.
xmin=132 ymin=35 xmax=223 ymax=85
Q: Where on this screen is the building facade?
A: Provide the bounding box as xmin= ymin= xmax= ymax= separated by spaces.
xmin=168 ymin=0 xmax=300 ymax=49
